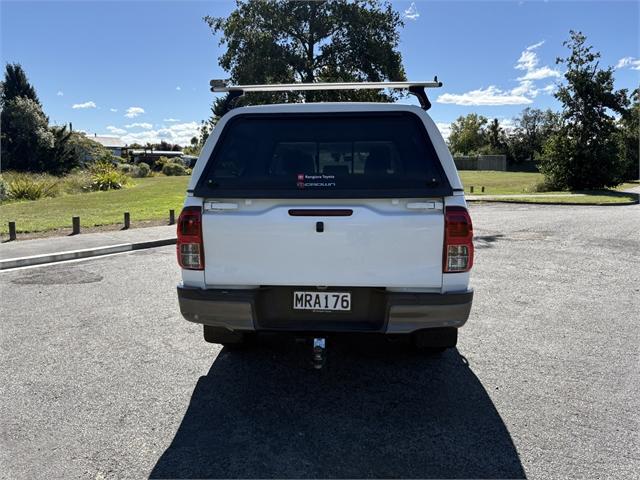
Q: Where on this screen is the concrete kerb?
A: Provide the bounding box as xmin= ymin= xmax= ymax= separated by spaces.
xmin=0 ymin=238 xmax=176 ymax=270
xmin=466 ymin=197 xmax=639 ymax=206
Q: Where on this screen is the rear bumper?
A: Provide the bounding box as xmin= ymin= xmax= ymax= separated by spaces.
xmin=177 ymin=285 xmax=473 ymax=334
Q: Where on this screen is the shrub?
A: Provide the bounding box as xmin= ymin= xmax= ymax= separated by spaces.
xmin=162 ymin=162 xmax=188 ymax=176
xmin=154 ymin=156 xmax=174 ymax=171
xmin=5 ymin=172 xmax=60 ymax=200
xmin=89 ymin=160 xmax=130 ymax=191
xmin=118 ymin=163 xmax=133 ymax=174
xmin=89 ymin=170 xmax=130 ymax=191
xmin=532 ymin=179 xmax=556 ymax=193
xmin=133 ymin=162 xmax=150 ymax=178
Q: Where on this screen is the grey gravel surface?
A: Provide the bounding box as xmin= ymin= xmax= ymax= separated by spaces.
xmin=0 ymin=203 xmax=638 ymax=479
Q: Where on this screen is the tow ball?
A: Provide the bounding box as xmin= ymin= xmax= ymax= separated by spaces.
xmin=312 ymin=337 xmax=326 ymax=369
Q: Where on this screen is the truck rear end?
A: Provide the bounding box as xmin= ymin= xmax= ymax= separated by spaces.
xmin=176 ymin=102 xmax=473 ymax=351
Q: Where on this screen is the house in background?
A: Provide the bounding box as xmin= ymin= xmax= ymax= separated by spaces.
xmin=128 ymin=149 xmax=198 ymax=169
xmin=91 ymin=135 xmax=126 ymax=158
xmin=130 ymin=149 xmax=184 ymax=165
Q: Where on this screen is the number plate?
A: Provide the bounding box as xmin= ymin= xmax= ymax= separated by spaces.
xmin=293 ymin=291 xmax=351 ymax=311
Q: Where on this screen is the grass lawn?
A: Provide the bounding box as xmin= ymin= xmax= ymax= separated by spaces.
xmin=458 ymin=171 xmax=543 ymax=194
xmin=458 ymin=171 xmax=638 ymax=204
xmin=615 ymin=180 xmax=640 ymax=191
xmin=0 ymin=176 xmax=189 ymax=235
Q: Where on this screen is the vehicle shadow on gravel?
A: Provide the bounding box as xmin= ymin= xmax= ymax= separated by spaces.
xmin=150 ymin=335 xmax=524 ymax=479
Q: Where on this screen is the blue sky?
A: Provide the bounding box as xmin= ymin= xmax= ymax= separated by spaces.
xmin=1 ymin=0 xmax=638 ymax=144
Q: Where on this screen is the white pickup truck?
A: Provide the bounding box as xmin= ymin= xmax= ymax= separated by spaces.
xmin=176 ymin=82 xmax=473 ymax=355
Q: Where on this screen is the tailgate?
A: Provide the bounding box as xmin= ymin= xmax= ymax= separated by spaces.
xmin=202 ymin=199 xmax=444 ymax=288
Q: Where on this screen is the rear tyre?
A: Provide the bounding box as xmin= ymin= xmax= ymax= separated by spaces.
xmin=414 ymin=327 xmax=458 ymax=354
xmin=203 ymin=326 xmax=245 ymax=347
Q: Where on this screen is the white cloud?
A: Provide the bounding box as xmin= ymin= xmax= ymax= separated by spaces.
xmin=526 ymin=40 xmax=545 ymax=51
xmin=616 ymin=56 xmax=640 ymax=70
xmin=72 ymin=101 xmax=97 ymax=109
xmin=542 ymin=83 xmax=556 ymax=95
xmin=515 ymin=40 xmax=560 ymax=81
xmin=403 ymin=2 xmax=420 ymax=20
xmin=510 ymin=79 xmax=538 ymax=98
xmin=124 ymin=106 xmax=145 ymax=118
xmin=519 ymin=65 xmax=560 ymax=81
xmin=163 ymin=118 xmax=180 ymax=122
xmin=125 ymin=122 xmax=153 ymax=129
xmin=106 ymin=126 xmax=127 ymax=135
xmin=437 ymin=40 xmax=558 ymax=106
xmin=121 ymin=121 xmax=200 ymax=147
xmin=110 ymin=108 xmax=118 ymax=112
xmin=57 ymin=91 xmax=64 ymax=96
xmin=515 ymin=50 xmax=538 ymax=72
xmin=438 ymin=86 xmax=533 ymax=106
xmin=176 ymin=86 xmax=182 ymax=91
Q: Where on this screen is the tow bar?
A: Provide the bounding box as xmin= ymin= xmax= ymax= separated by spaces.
xmin=312 ymin=337 xmax=326 ymax=369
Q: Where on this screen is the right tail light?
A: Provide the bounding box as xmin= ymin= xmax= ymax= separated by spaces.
xmin=177 ymin=206 xmax=204 ymax=270
xmin=443 ymin=206 xmax=474 ymax=273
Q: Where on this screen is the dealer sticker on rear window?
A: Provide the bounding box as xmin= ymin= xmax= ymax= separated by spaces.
xmin=297 ymin=173 xmax=336 ymax=189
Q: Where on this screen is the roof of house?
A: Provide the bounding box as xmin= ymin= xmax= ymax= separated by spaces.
xmin=92 ymin=136 xmax=126 ymax=148
xmin=130 ymin=150 xmax=184 ymax=155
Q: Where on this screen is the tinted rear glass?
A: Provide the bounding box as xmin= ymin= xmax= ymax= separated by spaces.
xmin=195 ymin=112 xmax=451 ymax=198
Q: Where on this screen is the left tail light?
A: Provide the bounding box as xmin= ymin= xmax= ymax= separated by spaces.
xmin=177 ymin=206 xmax=204 ymax=270
xmin=443 ymin=206 xmax=474 ymax=273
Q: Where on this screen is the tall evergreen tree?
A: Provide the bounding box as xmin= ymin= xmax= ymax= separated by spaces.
xmin=0 ymin=63 xmax=40 ymax=106
xmin=1 ymin=63 xmax=77 ymax=173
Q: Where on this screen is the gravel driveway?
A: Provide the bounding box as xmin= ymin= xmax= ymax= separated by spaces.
xmin=1 ymin=203 xmax=638 ymax=478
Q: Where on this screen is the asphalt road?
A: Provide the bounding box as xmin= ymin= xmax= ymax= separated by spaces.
xmin=1 ymin=203 xmax=638 ymax=479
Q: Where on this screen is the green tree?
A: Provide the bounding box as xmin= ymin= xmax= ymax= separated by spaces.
xmin=508 ymin=108 xmax=561 ymax=163
xmin=448 ymin=114 xmax=488 ymax=155
xmin=0 ymin=63 xmax=40 ymax=106
xmin=617 ymin=88 xmax=639 ymax=181
xmin=539 ymin=31 xmax=629 ymax=190
xmin=48 ymin=126 xmax=77 ymax=175
xmin=204 ymin=0 xmax=406 ymax=117
xmin=67 ymin=131 xmax=108 ymax=166
xmin=1 ymin=63 xmax=78 ymax=173
xmin=485 ymin=118 xmax=508 ymax=154
xmin=1 ymin=96 xmax=53 ymax=172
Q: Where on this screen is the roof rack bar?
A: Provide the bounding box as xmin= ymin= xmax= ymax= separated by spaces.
xmin=210 ymin=79 xmax=443 ymax=112
xmin=210 ymin=80 xmax=442 ymax=93
xmin=210 ymin=77 xmax=442 ymax=113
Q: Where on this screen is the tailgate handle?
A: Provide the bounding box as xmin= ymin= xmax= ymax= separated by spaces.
xmin=406 ymin=202 xmax=441 ymax=210
xmin=288 ymin=209 xmax=353 ymax=217
xmin=204 ymin=202 xmax=239 ymax=211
